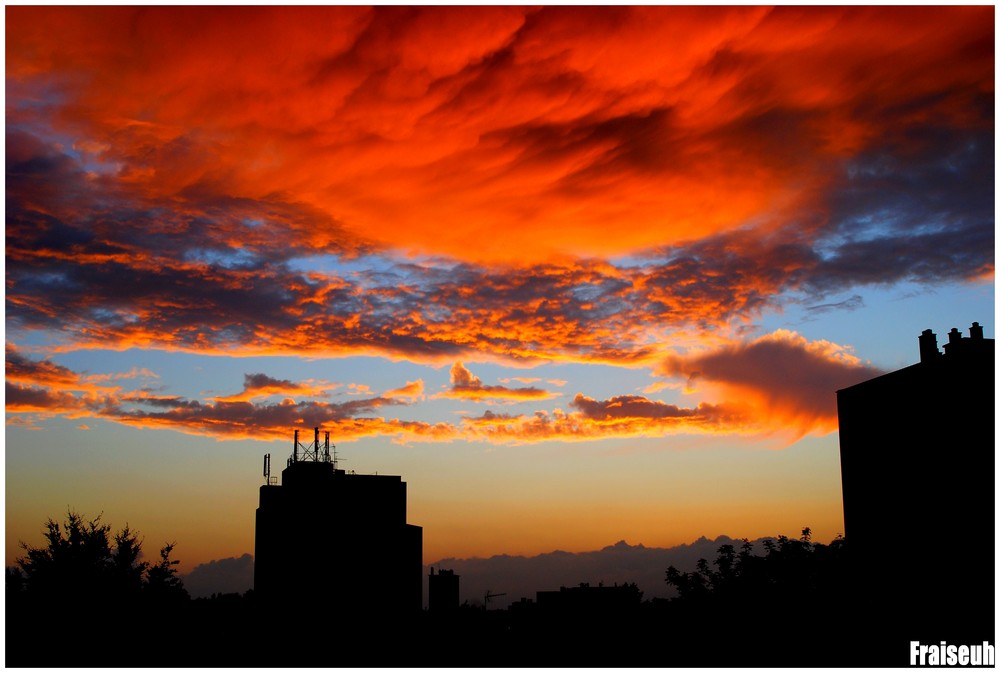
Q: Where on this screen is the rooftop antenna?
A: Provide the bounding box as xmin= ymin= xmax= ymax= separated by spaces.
xmin=263 ymin=453 xmax=271 ymax=483
xmin=484 ymin=590 xmax=506 ymax=610
xmin=324 ymin=431 xmax=331 ymax=463
xmin=293 ymin=429 xmax=299 ymax=463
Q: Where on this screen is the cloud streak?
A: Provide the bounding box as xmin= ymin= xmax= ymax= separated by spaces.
xmin=7 ymin=336 xmax=867 ymax=443
xmin=211 ymin=373 xmax=330 ymax=403
xmin=438 ymin=363 xmax=560 ymax=403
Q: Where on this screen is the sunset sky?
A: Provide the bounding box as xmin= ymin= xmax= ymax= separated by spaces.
xmin=5 ymin=6 xmax=994 ymax=583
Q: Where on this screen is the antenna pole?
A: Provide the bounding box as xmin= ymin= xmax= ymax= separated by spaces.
xmin=293 ymin=429 xmax=299 ymax=462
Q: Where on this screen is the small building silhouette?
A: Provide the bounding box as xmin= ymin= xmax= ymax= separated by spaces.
xmin=428 ymin=567 xmax=460 ymax=612
xmin=254 ymin=428 xmax=422 ymax=616
xmin=535 ymin=582 xmax=642 ymax=614
xmin=837 ymin=322 xmax=993 ymax=640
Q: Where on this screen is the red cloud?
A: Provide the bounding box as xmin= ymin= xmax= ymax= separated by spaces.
xmin=6 ymin=6 xmax=992 ymax=265
xmin=658 ymin=330 xmax=885 ymax=436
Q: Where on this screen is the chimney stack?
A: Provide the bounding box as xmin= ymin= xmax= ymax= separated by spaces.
xmin=918 ymin=329 xmax=940 ymax=363
xmin=970 ymin=322 xmax=984 ymax=340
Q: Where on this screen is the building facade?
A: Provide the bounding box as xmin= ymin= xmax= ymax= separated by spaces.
xmin=428 ymin=567 xmax=460 ymax=612
xmin=254 ymin=429 xmax=423 ymax=616
xmin=837 ymin=322 xmax=993 ymax=641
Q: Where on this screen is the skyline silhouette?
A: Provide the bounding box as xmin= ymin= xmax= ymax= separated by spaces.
xmin=5 ymin=8 xmax=994 ymax=665
xmin=8 ymin=319 xmax=994 ymax=665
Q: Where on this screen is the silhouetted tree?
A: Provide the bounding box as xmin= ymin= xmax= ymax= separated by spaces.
xmin=10 ymin=509 xmax=188 ymax=605
xmin=144 ymin=541 xmax=189 ymax=601
xmin=666 ymin=527 xmax=846 ymax=605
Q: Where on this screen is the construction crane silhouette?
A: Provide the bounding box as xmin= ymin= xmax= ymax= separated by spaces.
xmin=484 ymin=590 xmax=506 ymax=610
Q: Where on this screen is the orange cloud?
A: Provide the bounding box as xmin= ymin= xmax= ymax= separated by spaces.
xmin=460 ymin=396 xmax=753 ymax=444
xmin=4 ymin=6 xmax=992 ymax=450
xmin=384 ymin=379 xmax=425 ymax=401
xmin=437 ymin=363 xmax=561 ymax=403
xmin=5 ymin=382 xmax=86 ymax=414
xmin=658 ymin=330 xmax=885 ymax=437
xmin=5 ymin=6 xmax=992 ymax=266
xmin=5 ymin=353 xmax=776 ymax=445
xmin=211 ymin=373 xmax=330 ymax=402
xmin=5 ymin=344 xmax=118 ymax=395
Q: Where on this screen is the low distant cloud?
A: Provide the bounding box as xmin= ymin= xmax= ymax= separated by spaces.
xmin=182 ymin=553 xmax=254 ymax=598
xmin=658 ymin=330 xmax=885 ymax=436
xmin=437 ymin=363 xmax=560 ymax=403
xmin=6 ymin=349 xmax=79 ymax=386
xmin=7 ymin=344 xmax=867 ymax=443
xmin=461 ymin=396 xmax=749 ymax=443
xmin=5 ymin=381 xmax=86 ymax=413
xmin=5 ymin=344 xmax=109 ymax=393
xmin=106 ymin=394 xmax=436 ymax=443
xmin=4 ymin=355 xmax=453 ymax=443
xmin=384 ymin=379 xmax=425 ymax=400
xmin=461 ymin=409 xmax=523 ymax=426
xmin=211 ymin=373 xmax=328 ymax=402
xmin=571 ymin=394 xmax=709 ymax=421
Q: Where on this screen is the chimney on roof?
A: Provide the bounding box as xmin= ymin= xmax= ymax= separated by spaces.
xmin=970 ymin=322 xmax=984 ymax=340
xmin=918 ymin=329 xmax=940 ymax=363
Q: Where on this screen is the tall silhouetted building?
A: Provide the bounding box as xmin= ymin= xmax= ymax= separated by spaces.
xmin=254 ymin=429 xmax=422 ymax=616
xmin=837 ymin=322 xmax=993 ymax=642
xmin=428 ymin=567 xmax=460 ymax=612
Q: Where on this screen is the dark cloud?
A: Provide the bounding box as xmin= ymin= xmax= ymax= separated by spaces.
xmin=244 ymin=373 xmax=295 ymax=391
xmin=805 ymin=125 xmax=994 ymax=294
xmin=805 ymin=295 xmax=865 ymax=315
xmin=5 ymin=382 xmax=83 ymax=412
xmin=570 ymin=394 xmax=699 ymax=420
xmin=6 ymin=344 xmax=80 ymax=387
xmin=182 ymin=553 xmax=254 ymax=598
xmin=659 ymin=330 xmax=885 ymax=433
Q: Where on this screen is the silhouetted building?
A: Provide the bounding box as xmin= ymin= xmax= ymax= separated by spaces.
xmin=837 ymin=322 xmax=993 ymax=641
xmin=428 ymin=567 xmax=460 ymax=612
xmin=254 ymin=429 xmax=422 ymax=616
xmin=535 ymin=582 xmax=642 ymax=614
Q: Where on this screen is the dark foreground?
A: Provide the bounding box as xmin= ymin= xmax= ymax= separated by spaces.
xmin=6 ymin=592 xmax=994 ymax=668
